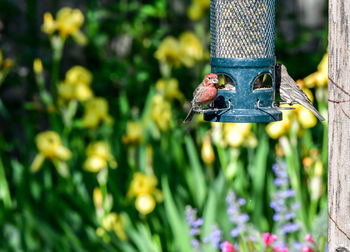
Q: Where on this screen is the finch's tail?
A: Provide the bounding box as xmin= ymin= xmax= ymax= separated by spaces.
xmin=300 ymin=101 xmax=325 ymax=121
xmin=183 ymin=107 xmax=195 ymax=123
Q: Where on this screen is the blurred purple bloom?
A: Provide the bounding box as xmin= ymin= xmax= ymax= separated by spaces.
xmin=225 ymin=190 xmax=250 ymax=238
xmin=185 ymin=206 xmax=203 ymax=251
xmin=230 ymin=227 xmax=240 ymax=237
xmin=238 ymin=198 xmax=246 ymax=205
xmin=293 ymin=242 xmax=303 ymax=250
xmin=270 ymin=161 xmax=300 ymax=244
xmin=281 ymin=223 xmax=299 ymax=234
xmin=273 ymin=213 xmax=280 ymax=221
xmin=204 ymin=225 xmax=222 ymax=249
xmin=285 ymin=212 xmax=296 ymax=220
xmin=239 ymin=213 xmax=249 ymax=222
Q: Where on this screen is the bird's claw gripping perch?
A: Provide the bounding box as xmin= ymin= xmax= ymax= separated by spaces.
xmin=193 ymin=99 xmax=232 ymax=115
xmin=271 ymin=101 xmax=296 ymax=110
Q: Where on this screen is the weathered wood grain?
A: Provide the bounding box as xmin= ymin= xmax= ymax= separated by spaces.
xmin=329 ymin=1 xmax=350 ymax=251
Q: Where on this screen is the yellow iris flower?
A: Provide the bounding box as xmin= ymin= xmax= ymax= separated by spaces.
xmin=179 ymin=32 xmax=203 ymax=67
xmin=84 ymin=141 xmax=117 ymax=172
xmin=201 ymin=135 xmax=215 ymax=165
xmin=33 ymin=58 xmax=43 ymax=74
xmin=122 ymin=121 xmax=144 ymax=145
xmin=155 ymin=78 xmax=185 ymax=101
xmin=223 ymin=123 xmax=252 ymax=147
xmin=31 ymin=131 xmax=72 ymax=172
xmin=81 ymin=97 xmax=114 ymax=128
xmin=41 ymin=8 xmax=87 ymax=45
xmin=96 ymin=212 xmax=127 ymax=241
xmin=58 ymin=65 xmax=94 ymax=102
xmin=154 ymin=32 xmax=203 ymax=68
xmin=128 ymin=172 xmax=163 ymax=215
xmin=151 ymin=94 xmax=172 ymax=132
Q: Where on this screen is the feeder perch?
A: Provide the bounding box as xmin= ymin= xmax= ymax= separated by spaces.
xmin=204 ymin=0 xmax=282 ymax=123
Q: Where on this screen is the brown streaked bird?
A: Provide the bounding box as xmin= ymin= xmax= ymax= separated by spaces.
xmin=278 ymin=64 xmax=325 ymax=121
xmin=183 ymin=73 xmax=219 ymax=122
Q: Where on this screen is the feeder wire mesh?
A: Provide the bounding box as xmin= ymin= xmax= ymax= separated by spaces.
xmin=210 ymin=0 xmax=275 ymax=59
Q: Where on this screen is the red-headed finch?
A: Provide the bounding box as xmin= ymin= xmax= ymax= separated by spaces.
xmin=183 ymin=73 xmax=219 ymax=122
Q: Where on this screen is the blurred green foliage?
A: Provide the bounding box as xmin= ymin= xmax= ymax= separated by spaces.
xmin=0 ymin=0 xmax=327 ymax=251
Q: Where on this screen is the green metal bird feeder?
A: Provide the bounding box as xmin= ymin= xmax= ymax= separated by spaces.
xmin=203 ymin=0 xmax=282 ymax=123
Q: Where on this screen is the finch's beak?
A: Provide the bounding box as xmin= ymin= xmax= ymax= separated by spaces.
xmin=212 ymin=78 xmax=219 ymax=85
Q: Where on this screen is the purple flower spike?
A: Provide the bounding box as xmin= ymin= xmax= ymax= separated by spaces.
xmin=270 ymin=161 xmax=300 ymax=242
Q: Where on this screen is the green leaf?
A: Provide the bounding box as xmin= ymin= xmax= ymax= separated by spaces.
xmin=184 ymin=135 xmax=207 ymax=208
xmin=161 ymin=176 xmax=192 ymax=252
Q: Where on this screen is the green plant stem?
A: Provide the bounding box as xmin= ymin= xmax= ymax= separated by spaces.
xmin=0 ymin=154 xmax=12 ymax=208
xmin=51 ymin=36 xmax=65 ymax=99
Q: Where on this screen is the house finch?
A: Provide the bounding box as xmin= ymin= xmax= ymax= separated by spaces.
xmin=183 ymin=73 xmax=219 ymax=122
xmin=278 ymin=64 xmax=325 ymax=121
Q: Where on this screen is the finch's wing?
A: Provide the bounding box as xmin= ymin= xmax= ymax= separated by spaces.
xmin=192 ymin=83 xmax=205 ymax=104
xmin=282 ymin=73 xmax=312 ymax=104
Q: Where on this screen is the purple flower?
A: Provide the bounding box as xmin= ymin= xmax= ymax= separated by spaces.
xmin=225 ymin=190 xmax=250 ymax=238
xmin=281 ymin=223 xmax=299 ymax=234
xmin=238 ymin=198 xmax=246 ymax=205
xmin=185 ymin=206 xmax=203 ymax=251
xmin=270 ymin=161 xmax=300 ymax=243
xmin=293 ymin=242 xmax=303 ymax=250
xmin=204 ymin=225 xmax=222 ymax=249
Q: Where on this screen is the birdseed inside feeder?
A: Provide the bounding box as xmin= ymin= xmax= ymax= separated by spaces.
xmin=203 ymin=0 xmax=282 ymax=123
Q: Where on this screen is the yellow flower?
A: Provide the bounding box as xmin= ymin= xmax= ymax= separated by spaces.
xmin=201 ymin=135 xmax=215 ymax=165
xmin=309 ymin=177 xmax=323 ymax=201
xmin=36 ymin=131 xmax=71 ymax=159
xmin=65 ymin=66 xmax=92 ymax=86
xmin=151 ymin=94 xmax=172 ymax=132
xmin=84 ymin=141 xmax=117 ymax=172
xmin=58 ymin=82 xmax=75 ymax=100
xmin=316 ymin=53 xmax=328 ymax=87
xmin=56 ymin=8 xmax=84 ymax=36
xmin=314 ymin=160 xmax=323 ymax=177
xmin=179 ymin=32 xmax=203 ymax=67
xmin=74 ymin=84 xmax=93 ymax=101
xmin=33 ymin=58 xmax=43 ymax=74
xmin=58 ymin=66 xmax=93 ymax=102
xmin=31 ymin=131 xmax=72 ymax=172
xmin=3 ymin=59 xmax=14 ymax=68
xmin=303 ymin=157 xmax=313 ymax=168
xmin=135 ymin=194 xmax=156 ymax=215
xmin=128 ymin=172 xmax=162 ymax=215
xmin=265 ymin=111 xmax=292 ymax=139
xmin=93 ymin=187 xmax=104 ymax=208
xmin=193 ymin=0 xmax=210 ymax=9
xmin=129 ymin=173 xmax=158 ymax=196
xmin=101 ymin=212 xmax=127 ymax=241
xmin=58 ymin=82 xmax=93 ymax=102
xmin=156 ymin=78 xmax=185 ymax=101
xmin=188 ymin=0 xmax=210 ymax=20
xmin=296 ymin=106 xmax=317 ymax=128
xmin=86 ymin=141 xmax=110 ymax=160
xmin=188 ymin=3 xmax=205 ymax=20
xmin=42 ymin=12 xmax=56 ymax=35
xmin=223 ymin=123 xmax=252 ymax=147
xmin=84 ymin=156 xmax=107 ymax=172
xmin=154 ymin=37 xmax=182 ymax=67
xmin=122 ymin=121 xmax=144 ymax=145
xmin=82 ymin=97 xmax=113 ymax=128
xmin=303 ymin=53 xmax=328 ymax=88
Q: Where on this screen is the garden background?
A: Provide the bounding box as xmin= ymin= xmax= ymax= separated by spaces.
xmin=0 ymin=0 xmax=328 ymax=251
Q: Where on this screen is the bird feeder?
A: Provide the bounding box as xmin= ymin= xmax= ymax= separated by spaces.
xmin=203 ymin=0 xmax=282 ymax=123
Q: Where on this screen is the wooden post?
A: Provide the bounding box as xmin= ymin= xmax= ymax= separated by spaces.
xmin=328 ymin=1 xmax=350 ymax=251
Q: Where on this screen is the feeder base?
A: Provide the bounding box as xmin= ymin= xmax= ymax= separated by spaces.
xmin=203 ymin=108 xmax=282 ymax=123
